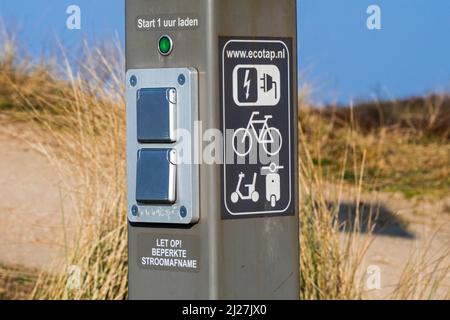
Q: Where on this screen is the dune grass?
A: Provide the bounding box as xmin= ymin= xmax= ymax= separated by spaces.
xmin=0 ymin=264 xmax=38 ymax=300
xmin=300 ymin=102 xmax=450 ymax=199
xmin=0 ymin=31 xmax=128 ymax=299
xmin=28 ymin=44 xmax=128 ymax=300
xmin=0 ymin=33 xmax=448 ymax=300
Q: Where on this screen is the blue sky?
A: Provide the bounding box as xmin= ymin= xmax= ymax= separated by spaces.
xmin=0 ymin=0 xmax=449 ymax=104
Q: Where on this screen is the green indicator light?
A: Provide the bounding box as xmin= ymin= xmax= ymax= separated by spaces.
xmin=158 ymin=35 xmax=173 ymax=56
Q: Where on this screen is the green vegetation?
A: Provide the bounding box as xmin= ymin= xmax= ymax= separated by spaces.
xmin=301 ymin=99 xmax=450 ymax=198
xmin=0 ymin=265 xmax=38 ymax=300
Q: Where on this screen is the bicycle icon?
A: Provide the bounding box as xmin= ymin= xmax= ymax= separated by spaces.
xmin=232 ymin=111 xmax=282 ymax=157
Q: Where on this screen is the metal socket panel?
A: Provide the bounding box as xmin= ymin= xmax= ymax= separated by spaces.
xmin=126 ymin=68 xmax=199 ymax=224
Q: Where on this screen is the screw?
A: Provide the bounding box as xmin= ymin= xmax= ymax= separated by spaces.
xmin=130 ymin=75 xmax=137 ymax=87
xmin=178 ymin=74 xmax=186 ymax=86
xmin=180 ymin=206 xmax=187 ymax=218
xmin=131 ymin=205 xmax=139 ymax=216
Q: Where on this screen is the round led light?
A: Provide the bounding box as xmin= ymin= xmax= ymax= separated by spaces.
xmin=158 ymin=35 xmax=173 ymax=56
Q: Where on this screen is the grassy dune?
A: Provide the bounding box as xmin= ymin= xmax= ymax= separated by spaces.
xmin=302 ymin=97 xmax=450 ymax=198
xmin=1 ymin=36 xmax=128 ymax=299
xmin=0 ymin=35 xmax=449 ymax=300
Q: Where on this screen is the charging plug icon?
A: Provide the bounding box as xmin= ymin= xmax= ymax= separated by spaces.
xmin=260 ymin=73 xmax=278 ymax=100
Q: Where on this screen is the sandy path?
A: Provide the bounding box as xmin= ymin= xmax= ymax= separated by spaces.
xmin=331 ymin=186 xmax=450 ymax=299
xmin=361 ymin=222 xmax=449 ymax=299
xmin=0 ymin=118 xmax=72 ymax=272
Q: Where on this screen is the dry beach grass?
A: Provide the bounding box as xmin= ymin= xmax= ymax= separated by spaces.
xmin=0 ymin=33 xmax=448 ymax=300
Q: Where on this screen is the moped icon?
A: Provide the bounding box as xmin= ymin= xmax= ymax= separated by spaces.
xmin=231 ymin=172 xmax=260 ymax=204
xmin=261 ymin=163 xmax=284 ymax=207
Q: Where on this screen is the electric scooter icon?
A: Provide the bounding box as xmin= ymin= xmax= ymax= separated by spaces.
xmin=261 ymin=163 xmax=284 ymax=207
xmin=231 ymin=172 xmax=260 ymax=204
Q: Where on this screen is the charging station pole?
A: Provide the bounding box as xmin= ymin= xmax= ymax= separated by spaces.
xmin=126 ymin=0 xmax=299 ymax=299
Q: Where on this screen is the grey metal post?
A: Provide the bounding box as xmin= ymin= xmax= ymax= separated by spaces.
xmin=126 ymin=0 xmax=299 ymax=300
